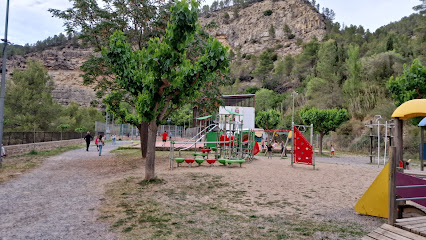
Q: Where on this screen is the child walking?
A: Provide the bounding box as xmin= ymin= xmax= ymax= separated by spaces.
xmin=95 ymin=136 xmax=99 ymax=151
xmin=330 ymin=145 xmax=335 ymax=157
xmin=267 ymin=143 xmax=273 ymax=159
xmin=98 ymin=135 xmax=105 ymax=156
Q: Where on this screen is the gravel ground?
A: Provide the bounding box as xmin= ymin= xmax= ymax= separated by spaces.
xmin=0 ymin=144 xmax=387 ymax=239
xmin=0 ymin=141 xmax=131 ymax=240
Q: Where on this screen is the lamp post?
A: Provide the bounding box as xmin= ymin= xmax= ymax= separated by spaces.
xmin=291 ymin=91 xmax=298 ymax=167
xmin=0 ymin=0 xmax=10 ymax=167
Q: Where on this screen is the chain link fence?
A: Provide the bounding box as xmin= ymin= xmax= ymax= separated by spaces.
xmin=3 ymin=132 xmax=81 ymax=146
xmin=95 ymin=122 xmax=139 ymax=140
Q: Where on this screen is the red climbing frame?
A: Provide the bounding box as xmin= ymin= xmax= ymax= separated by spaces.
xmin=294 ymin=126 xmax=313 ymax=165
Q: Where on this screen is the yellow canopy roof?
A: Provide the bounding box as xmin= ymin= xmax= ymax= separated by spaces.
xmin=392 ymin=99 xmax=426 ymax=120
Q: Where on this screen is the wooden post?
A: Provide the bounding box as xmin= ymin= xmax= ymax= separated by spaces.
xmin=388 ymin=117 xmax=403 ymax=225
xmin=388 ymin=146 xmax=397 ymax=225
xmin=421 ymin=127 xmax=424 ymax=171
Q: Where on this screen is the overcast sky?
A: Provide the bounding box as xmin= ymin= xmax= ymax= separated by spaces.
xmin=0 ymin=0 xmax=419 ymax=46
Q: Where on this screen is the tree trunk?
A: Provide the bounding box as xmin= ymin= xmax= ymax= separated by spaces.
xmin=145 ymin=120 xmax=158 ymax=180
xmin=319 ymin=132 xmax=324 ymax=155
xmin=138 ymin=121 xmax=149 ymax=158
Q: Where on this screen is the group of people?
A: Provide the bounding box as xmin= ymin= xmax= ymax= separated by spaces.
xmin=83 ymin=131 xmax=106 ymax=156
xmin=261 ymin=138 xmax=336 ymax=158
xmin=261 ymin=139 xmax=281 ymax=159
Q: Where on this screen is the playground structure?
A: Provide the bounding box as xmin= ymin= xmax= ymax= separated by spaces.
xmin=169 ymin=115 xmax=315 ymax=169
xmin=356 ymin=99 xmax=426 ymax=238
xmin=365 ymin=116 xmax=395 ymax=167
xmin=291 ymin=124 xmax=315 ymax=169
xmin=169 ymin=109 xmax=260 ymax=169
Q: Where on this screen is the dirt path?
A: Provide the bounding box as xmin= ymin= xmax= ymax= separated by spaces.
xmin=0 ymin=141 xmax=132 ymax=240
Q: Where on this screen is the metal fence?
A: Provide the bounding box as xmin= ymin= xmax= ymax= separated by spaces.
xmin=157 ymin=125 xmax=183 ymax=138
xmin=3 ymin=132 xmax=82 ymax=146
xmin=95 ymin=122 xmax=140 ymax=140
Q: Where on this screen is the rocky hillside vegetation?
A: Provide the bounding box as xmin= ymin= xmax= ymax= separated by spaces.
xmin=2 ymin=37 xmax=96 ymax=107
xmin=199 ymin=0 xmax=327 ymax=57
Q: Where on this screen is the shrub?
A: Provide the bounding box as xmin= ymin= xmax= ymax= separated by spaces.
xmin=271 ymin=53 xmax=278 ymax=61
xmin=274 ymin=44 xmax=283 ymax=49
xmin=223 ymin=12 xmax=230 ymax=24
xmin=263 ymin=10 xmax=273 ymax=16
xmin=288 ymin=33 xmax=296 ymax=39
xmin=245 ymin=86 xmax=260 ymax=94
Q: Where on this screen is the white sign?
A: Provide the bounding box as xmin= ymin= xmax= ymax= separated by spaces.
xmin=219 ymin=106 xmax=255 ymax=130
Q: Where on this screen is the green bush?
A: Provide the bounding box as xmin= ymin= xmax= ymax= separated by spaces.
xmin=263 ymin=10 xmax=273 ymax=16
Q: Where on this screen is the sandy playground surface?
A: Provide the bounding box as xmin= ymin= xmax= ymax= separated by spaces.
xmin=154 ymin=152 xmax=386 ymax=230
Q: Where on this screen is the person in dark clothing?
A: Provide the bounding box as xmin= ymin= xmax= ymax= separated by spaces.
xmin=83 ymin=131 xmax=94 ymax=151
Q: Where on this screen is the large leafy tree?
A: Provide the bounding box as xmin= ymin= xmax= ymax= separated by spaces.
xmin=49 ymin=0 xmax=172 ymax=158
xmin=255 ymin=109 xmax=281 ymax=130
xmin=387 ymin=59 xmax=426 ymax=106
xmin=103 ymin=0 xmax=230 ymax=180
xmin=300 ymin=107 xmax=349 ymax=154
xmin=5 ymin=60 xmax=61 ymax=131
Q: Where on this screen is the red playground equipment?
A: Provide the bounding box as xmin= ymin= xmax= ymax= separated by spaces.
xmin=291 ymin=124 xmax=315 ymax=169
xmin=293 ymin=126 xmax=313 ymax=166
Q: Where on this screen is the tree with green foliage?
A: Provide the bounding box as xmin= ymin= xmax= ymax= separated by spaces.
xmin=253 ymin=49 xmax=276 ymax=81
xmin=255 ymin=88 xmax=276 ymax=113
xmin=283 ymin=24 xmax=295 ymax=39
xmin=53 ymin=102 xmax=105 ymax=132
xmin=50 ymin=0 xmax=172 ymax=158
xmin=57 ymin=124 xmax=71 ymax=140
xmin=255 ymin=110 xmax=281 ymax=130
xmin=307 ymin=40 xmax=343 ymax=108
xmin=103 ymin=0 xmax=230 ymax=180
xmin=343 ymin=44 xmax=364 ymax=118
xmin=387 ymin=59 xmax=426 ymax=106
xmin=75 ymin=127 xmax=87 ymax=138
xmin=291 ymin=38 xmax=320 ymax=81
xmin=300 ymin=107 xmax=350 ymax=154
xmin=5 ymin=60 xmax=61 ymax=131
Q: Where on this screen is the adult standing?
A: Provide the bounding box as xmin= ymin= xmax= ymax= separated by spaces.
xmin=83 ymin=131 xmax=94 ymax=151
xmin=112 ymin=135 xmax=116 ymax=145
xmin=98 ymin=135 xmax=105 ymax=156
xmin=162 ymin=131 xmax=168 ymax=146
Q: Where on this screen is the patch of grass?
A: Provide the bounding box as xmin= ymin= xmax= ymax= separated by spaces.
xmin=137 ymin=178 xmax=166 ymax=186
xmin=0 ymin=144 xmax=82 ymax=184
xmin=29 ymin=150 xmax=38 ymax=155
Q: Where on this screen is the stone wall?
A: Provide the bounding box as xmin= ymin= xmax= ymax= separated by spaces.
xmin=4 ymin=139 xmax=84 ymax=156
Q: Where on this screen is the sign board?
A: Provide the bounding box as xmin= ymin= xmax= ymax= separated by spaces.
xmin=219 ymin=106 xmax=255 ymax=130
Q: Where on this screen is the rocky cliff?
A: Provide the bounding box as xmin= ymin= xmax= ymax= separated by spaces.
xmin=4 ymin=43 xmax=96 ymax=107
xmin=2 ymin=0 xmax=326 ymax=107
xmin=199 ymin=0 xmax=326 ymax=57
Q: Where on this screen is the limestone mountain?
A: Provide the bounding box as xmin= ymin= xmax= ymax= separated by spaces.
xmin=3 ymin=0 xmax=326 ymax=106
xmin=3 ymin=42 xmax=96 ymax=107
xmin=199 ymin=0 xmax=327 ymax=57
